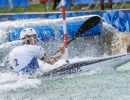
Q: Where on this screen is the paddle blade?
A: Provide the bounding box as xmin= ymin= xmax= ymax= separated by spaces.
xmin=68 ymin=16 xmax=101 ymax=44
xmin=76 ymin=16 xmax=101 ymax=37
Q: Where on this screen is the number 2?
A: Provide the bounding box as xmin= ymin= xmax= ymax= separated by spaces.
xmin=14 ymin=59 xmax=19 ymax=66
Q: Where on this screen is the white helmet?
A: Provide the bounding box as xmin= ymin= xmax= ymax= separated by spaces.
xmin=20 ymin=28 xmax=37 ymax=39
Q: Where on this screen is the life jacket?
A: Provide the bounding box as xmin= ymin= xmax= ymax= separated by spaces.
xmin=40 ymin=0 xmax=48 ymax=3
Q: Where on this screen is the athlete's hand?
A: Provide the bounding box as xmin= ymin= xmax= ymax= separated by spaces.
xmin=58 ymin=44 xmax=65 ymax=54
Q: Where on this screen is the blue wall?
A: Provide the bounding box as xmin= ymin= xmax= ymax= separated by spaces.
xmin=1 ymin=9 xmax=130 ymax=32
xmin=102 ymin=10 xmax=130 ymax=32
xmin=0 ymin=0 xmax=29 ymax=8
xmin=8 ymin=16 xmax=102 ymax=42
xmin=1 ymin=9 xmax=130 ymax=41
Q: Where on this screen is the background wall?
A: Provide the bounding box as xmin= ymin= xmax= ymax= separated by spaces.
xmin=0 ymin=9 xmax=130 ymax=32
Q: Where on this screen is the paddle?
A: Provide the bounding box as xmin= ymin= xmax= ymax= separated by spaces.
xmin=53 ymin=16 xmax=101 ymax=55
xmin=68 ymin=16 xmax=101 ymax=44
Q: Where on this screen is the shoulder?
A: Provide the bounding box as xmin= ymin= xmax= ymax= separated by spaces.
xmin=9 ymin=46 xmax=22 ymax=55
xmin=9 ymin=45 xmax=27 ymax=55
xmin=25 ymin=45 xmax=44 ymax=52
xmin=11 ymin=45 xmax=22 ymax=51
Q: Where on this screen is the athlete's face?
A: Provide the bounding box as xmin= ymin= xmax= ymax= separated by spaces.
xmin=23 ymin=34 xmax=36 ymax=45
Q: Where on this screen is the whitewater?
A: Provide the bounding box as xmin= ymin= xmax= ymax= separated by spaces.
xmin=0 ymin=18 xmax=130 ymax=100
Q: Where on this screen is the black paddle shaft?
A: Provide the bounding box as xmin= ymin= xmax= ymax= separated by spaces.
xmin=68 ymin=16 xmax=101 ymax=44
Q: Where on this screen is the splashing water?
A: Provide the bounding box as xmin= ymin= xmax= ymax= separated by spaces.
xmin=0 ymin=18 xmax=130 ymax=100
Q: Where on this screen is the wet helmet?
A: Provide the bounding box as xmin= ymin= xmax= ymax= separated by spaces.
xmin=20 ymin=28 xmax=37 ymax=39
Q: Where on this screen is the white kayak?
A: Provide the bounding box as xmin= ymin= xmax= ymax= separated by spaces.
xmin=40 ymin=53 xmax=130 ymax=77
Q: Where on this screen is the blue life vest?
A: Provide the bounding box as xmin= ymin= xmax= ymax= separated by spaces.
xmin=21 ymin=57 xmax=39 ymax=76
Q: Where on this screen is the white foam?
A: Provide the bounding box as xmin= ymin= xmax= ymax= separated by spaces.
xmin=117 ymin=62 xmax=130 ymax=72
xmin=0 ymin=72 xmax=41 ymax=92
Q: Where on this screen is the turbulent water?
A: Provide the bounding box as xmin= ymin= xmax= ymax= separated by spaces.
xmin=0 ymin=63 xmax=130 ymax=100
xmin=0 ymin=19 xmax=130 ymax=100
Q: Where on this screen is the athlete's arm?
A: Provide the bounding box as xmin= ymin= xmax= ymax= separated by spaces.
xmin=40 ymin=54 xmax=54 ymax=64
xmin=40 ymin=45 xmax=65 ymax=65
